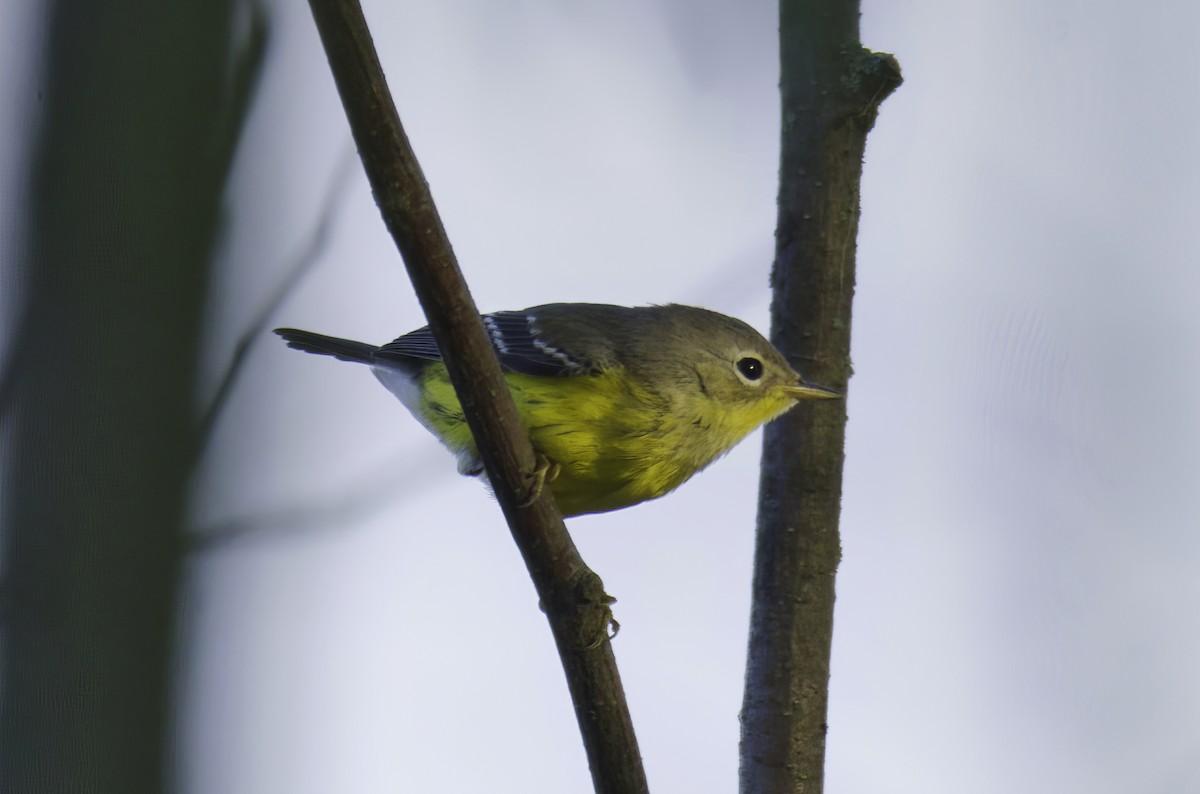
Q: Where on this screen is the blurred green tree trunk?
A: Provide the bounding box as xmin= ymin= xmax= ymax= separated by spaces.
xmin=0 ymin=2 xmax=253 ymax=791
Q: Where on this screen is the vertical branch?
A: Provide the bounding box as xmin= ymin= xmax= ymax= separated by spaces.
xmin=304 ymin=3 xmax=647 ymax=792
xmin=740 ymin=2 xmax=901 ymax=793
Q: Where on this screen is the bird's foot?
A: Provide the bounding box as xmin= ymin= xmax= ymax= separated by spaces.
xmin=519 ymin=453 xmax=560 ymax=508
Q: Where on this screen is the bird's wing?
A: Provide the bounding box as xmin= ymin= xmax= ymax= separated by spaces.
xmin=375 ymin=311 xmax=596 ymax=377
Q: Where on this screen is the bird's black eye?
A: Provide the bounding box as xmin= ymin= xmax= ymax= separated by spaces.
xmin=737 ymin=357 xmax=764 ymax=381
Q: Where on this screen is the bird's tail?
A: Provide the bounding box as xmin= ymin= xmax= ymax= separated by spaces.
xmin=274 ymin=328 xmax=379 ymax=365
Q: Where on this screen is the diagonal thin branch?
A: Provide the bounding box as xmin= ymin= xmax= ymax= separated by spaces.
xmin=195 ymin=146 xmax=356 ymax=461
xmin=186 ymin=450 xmax=438 ymax=553
xmin=305 ymin=3 xmax=648 ymax=792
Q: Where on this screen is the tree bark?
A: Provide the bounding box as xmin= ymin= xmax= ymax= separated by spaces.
xmin=740 ymin=2 xmax=901 ymax=792
xmin=305 ymin=3 xmax=647 ymax=791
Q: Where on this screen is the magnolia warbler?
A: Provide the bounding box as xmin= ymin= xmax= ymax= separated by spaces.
xmin=275 ymin=303 xmax=838 ymax=516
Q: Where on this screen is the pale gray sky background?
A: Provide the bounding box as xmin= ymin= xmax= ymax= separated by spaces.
xmin=6 ymin=1 xmax=1199 ymax=792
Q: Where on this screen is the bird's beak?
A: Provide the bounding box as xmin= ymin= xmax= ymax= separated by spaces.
xmin=783 ymin=379 xmax=842 ymax=400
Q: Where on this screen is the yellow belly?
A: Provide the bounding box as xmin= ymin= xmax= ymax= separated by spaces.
xmin=416 ymin=364 xmax=768 ymax=516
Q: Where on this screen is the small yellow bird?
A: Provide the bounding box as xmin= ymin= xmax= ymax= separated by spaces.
xmin=276 ymin=303 xmax=838 ymax=516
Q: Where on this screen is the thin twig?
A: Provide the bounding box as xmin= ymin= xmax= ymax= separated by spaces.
xmin=186 ymin=450 xmax=440 ymax=553
xmin=195 ymin=146 xmax=356 ymax=461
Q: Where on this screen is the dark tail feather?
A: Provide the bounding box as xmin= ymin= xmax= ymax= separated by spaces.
xmin=274 ymin=328 xmax=379 ymax=365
